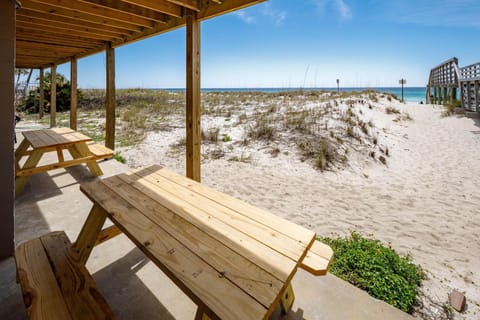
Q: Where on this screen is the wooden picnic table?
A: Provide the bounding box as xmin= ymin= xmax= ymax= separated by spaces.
xmin=15 ymin=127 xmax=113 ymax=197
xmin=75 ymin=165 xmax=333 ymax=320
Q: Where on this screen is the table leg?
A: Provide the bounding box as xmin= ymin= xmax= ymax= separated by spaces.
xmin=280 ymin=283 xmax=295 ymax=314
xmin=194 ymin=308 xmax=212 ymax=320
xmin=56 ymin=146 xmax=65 ymax=162
xmin=15 ymin=149 xmax=45 ymax=197
xmin=71 ymin=204 xmax=108 ymax=264
xmin=67 ymin=143 xmax=103 ymax=176
xmin=15 ymin=138 xmax=30 ymax=166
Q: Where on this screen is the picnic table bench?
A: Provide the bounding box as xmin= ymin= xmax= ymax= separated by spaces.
xmin=15 ymin=165 xmax=333 ymax=320
xmin=15 ymin=127 xmax=113 ymax=196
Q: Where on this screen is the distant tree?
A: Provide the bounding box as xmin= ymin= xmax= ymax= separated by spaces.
xmin=19 ymin=72 xmax=83 ymax=114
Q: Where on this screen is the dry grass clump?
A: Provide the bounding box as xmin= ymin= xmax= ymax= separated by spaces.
xmin=297 ymin=138 xmax=346 ymax=171
xmin=247 ymin=118 xmax=277 ymax=140
xmin=202 ymin=127 xmax=220 ymax=143
xmin=386 ymin=106 xmax=401 ymax=114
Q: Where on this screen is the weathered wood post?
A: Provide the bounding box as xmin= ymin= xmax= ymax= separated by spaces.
xmin=70 ymin=57 xmax=78 ymax=130
xmin=39 ymin=68 xmax=44 ymax=118
xmin=186 ymin=9 xmax=201 ymax=182
xmin=0 ymin=0 xmax=15 ymax=259
xmin=105 ymin=43 xmax=116 ymax=150
xmin=399 ymin=79 xmax=406 ymax=102
xmin=50 ymin=65 xmax=57 ymax=128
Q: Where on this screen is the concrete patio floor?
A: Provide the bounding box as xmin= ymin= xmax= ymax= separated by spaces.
xmin=1 ymin=138 xmax=413 ymax=320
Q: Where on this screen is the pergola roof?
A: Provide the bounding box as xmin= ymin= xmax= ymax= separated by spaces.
xmin=15 ymin=0 xmax=263 ymax=69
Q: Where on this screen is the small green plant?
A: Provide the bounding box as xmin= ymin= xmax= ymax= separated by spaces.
xmin=222 ymin=134 xmax=232 ymax=142
xmin=113 ymin=152 xmax=126 ymax=164
xmin=320 ymin=232 xmax=425 ymax=313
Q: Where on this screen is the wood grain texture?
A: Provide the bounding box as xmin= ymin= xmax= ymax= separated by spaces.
xmin=300 ymin=241 xmax=333 ymax=276
xmin=80 ymin=180 xmax=267 ymax=320
xmin=15 ymin=237 xmax=72 ymax=320
xmin=15 ymin=231 xmax=116 ymax=319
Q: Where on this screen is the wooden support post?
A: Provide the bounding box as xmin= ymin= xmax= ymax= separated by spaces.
xmin=0 ymin=0 xmax=15 ymax=259
xmin=426 ymin=86 xmax=430 ymax=104
xmin=50 ymin=65 xmax=57 ymax=128
xmin=70 ymin=57 xmax=78 ymax=130
xmin=105 ymin=43 xmax=116 ymax=150
xmin=71 ymin=204 xmax=108 ymax=264
xmin=433 ymin=87 xmax=437 ymax=104
xmin=467 ymin=82 xmax=472 ymax=111
xmin=475 ymin=81 xmax=479 ymax=112
xmin=443 ymin=87 xmax=448 ymax=105
xmin=186 ymin=10 xmax=201 ymax=182
xmin=39 ymin=68 xmax=44 ymax=119
xmin=280 ymin=283 xmax=295 ymax=314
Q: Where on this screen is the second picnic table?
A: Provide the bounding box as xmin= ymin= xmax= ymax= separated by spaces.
xmin=15 ymin=127 xmax=113 ymax=196
xmin=75 ymin=165 xmax=333 ymax=320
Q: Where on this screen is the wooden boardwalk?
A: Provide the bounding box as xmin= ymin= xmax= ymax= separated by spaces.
xmin=426 ymin=57 xmax=480 ymax=113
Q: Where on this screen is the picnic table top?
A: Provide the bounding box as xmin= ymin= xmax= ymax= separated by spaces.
xmin=22 ymin=127 xmax=92 ymax=149
xmin=80 ymin=165 xmax=317 ymax=320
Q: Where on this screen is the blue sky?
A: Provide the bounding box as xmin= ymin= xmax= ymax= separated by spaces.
xmin=49 ymin=0 xmax=480 ymax=88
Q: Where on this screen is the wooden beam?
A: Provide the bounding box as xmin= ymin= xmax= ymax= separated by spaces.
xmin=186 ymin=10 xmax=201 ymax=182
xmin=166 ymin=0 xmax=200 ymax=11
xmin=70 ymin=58 xmax=78 ymax=130
xmin=21 ymin=0 xmax=144 ymax=32
xmin=16 ymin=40 xmax=87 ymax=53
xmin=30 ymin=0 xmax=155 ymax=28
xmin=50 ymin=65 xmax=57 ymax=127
xmin=17 ymin=9 xmax=133 ymax=36
xmin=81 ymin=0 xmax=168 ymax=23
xmin=39 ymin=68 xmax=44 ymax=119
xmin=121 ymin=0 xmax=183 ymax=18
xmin=105 ymin=43 xmax=116 ymax=150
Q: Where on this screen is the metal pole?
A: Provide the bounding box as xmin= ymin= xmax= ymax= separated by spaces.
xmin=336 ymin=79 xmax=339 ymax=95
xmin=399 ymin=79 xmax=406 ymax=102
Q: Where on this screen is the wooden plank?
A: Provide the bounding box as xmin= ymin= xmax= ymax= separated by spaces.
xmin=16 ymin=40 xmax=88 ymax=53
xmin=16 ymin=20 xmax=119 ymax=41
xmin=70 ymin=57 xmax=78 ymax=130
xmin=15 ymin=149 xmax=45 ymax=196
xmin=121 ymin=0 xmax=183 ymax=17
xmin=15 ymin=155 xmax=100 ymax=177
xmin=94 ymin=225 xmax=122 ymax=246
xmin=20 ymin=0 xmax=143 ymax=32
xmin=50 ymin=64 xmax=57 ymax=127
xmin=73 ymin=142 xmax=104 ymax=176
xmin=86 ymin=142 xmax=114 ymax=158
xmin=72 ymin=205 xmax=108 ymax=264
xmin=105 ymin=43 xmax=116 ymax=150
xmin=186 ymin=10 xmax=201 ymax=182
xmin=15 ymin=238 xmax=72 ymax=320
xmin=16 ymin=26 xmax=106 ymax=46
xmin=300 ymin=240 xmax=333 ymax=276
xmin=147 ymin=165 xmax=315 ymax=246
xmin=29 ymin=0 xmax=155 ymax=28
xmin=103 ymin=175 xmax=285 ymax=307
xmin=22 ymin=130 xmax=51 ymax=149
xmin=167 ymin=0 xmax=200 ymax=11
xmin=81 ymin=0 xmax=168 ymax=23
xmin=40 ymin=231 xmax=116 ymax=319
xmin=279 ymin=283 xmax=295 ymax=314
xmin=80 ymin=181 xmax=268 ymax=320
xmin=15 ymin=138 xmax=31 ymax=165
xmin=132 ymin=169 xmax=311 ymax=263
xmin=16 ymin=10 xmax=132 ymax=37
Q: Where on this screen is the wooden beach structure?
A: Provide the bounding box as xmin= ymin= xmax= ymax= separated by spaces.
xmin=1 ymin=1 xmax=336 ymax=319
xmin=425 ymin=57 xmax=459 ymax=105
xmin=426 ymin=57 xmax=480 ymax=113
xmin=1 ymin=0 xmax=267 ymax=260
xmin=459 ymin=62 xmax=480 ymax=112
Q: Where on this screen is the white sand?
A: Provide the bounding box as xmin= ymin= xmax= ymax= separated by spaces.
xmin=121 ymin=99 xmax=480 ymax=319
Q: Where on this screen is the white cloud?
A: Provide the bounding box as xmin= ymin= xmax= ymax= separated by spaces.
xmin=311 ymin=0 xmax=352 ymax=20
xmin=234 ymin=3 xmax=287 ymax=26
xmin=234 ymin=11 xmax=255 ymax=24
xmin=335 ymin=0 xmax=352 ymax=20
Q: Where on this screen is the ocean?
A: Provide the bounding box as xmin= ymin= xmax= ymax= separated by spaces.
xmin=163 ymin=87 xmax=428 ymax=103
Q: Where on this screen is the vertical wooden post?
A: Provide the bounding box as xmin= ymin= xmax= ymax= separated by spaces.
xmin=475 ymin=81 xmax=479 ymax=112
xmin=0 ymin=0 xmax=15 ymax=259
xmin=186 ymin=10 xmax=201 ymax=182
xmin=70 ymin=57 xmax=78 ymax=130
xmin=466 ymin=82 xmax=472 ymax=111
xmin=105 ymin=43 xmax=116 ymax=150
xmin=50 ymin=65 xmax=57 ymax=127
xmin=39 ymin=68 xmax=44 ymax=119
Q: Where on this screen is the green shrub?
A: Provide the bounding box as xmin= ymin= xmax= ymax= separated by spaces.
xmin=320 ymin=232 xmax=425 ymax=313
xmin=113 ymin=152 xmax=126 ymax=164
